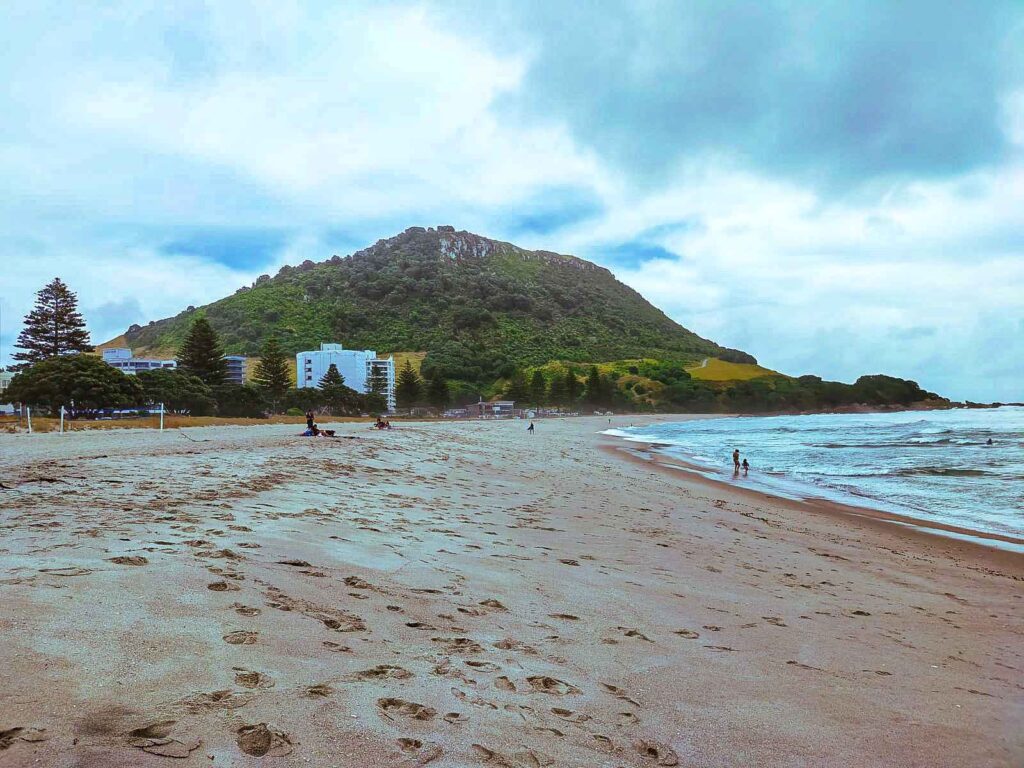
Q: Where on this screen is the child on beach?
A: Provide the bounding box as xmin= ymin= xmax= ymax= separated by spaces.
xmin=742 ymin=458 xmax=749 ymax=475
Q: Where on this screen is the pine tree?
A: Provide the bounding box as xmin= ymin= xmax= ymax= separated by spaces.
xmin=395 ymin=360 xmax=422 ymax=409
xmin=12 ymin=277 xmax=93 ymax=368
xmin=177 ymin=317 xmax=228 ymax=385
xmin=425 ymin=374 xmax=449 ymax=410
xmin=252 ymin=337 xmax=292 ymax=411
xmin=584 ymin=365 xmax=603 ymax=408
xmin=504 ymin=370 xmax=530 ymax=403
xmin=529 ymin=370 xmax=547 ymax=406
xmin=547 ymin=373 xmax=567 ymax=406
xmin=564 ymin=367 xmax=581 ymax=403
xmin=365 ymin=366 xmax=389 ymax=397
xmin=318 ymin=363 xmax=354 ymax=415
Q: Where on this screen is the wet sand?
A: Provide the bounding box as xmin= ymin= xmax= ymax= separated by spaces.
xmin=0 ymin=417 xmax=1021 ymax=767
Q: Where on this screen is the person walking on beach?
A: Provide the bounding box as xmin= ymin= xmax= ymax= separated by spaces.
xmin=527 ymin=421 xmax=535 ymax=434
xmin=732 ymin=449 xmax=741 ymax=473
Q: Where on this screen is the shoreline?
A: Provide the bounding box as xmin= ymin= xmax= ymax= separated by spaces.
xmin=601 ymin=436 xmax=1024 ymax=572
xmin=598 ymin=414 xmax=1024 ymax=557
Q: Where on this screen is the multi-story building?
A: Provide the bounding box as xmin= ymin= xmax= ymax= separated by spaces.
xmin=102 ymin=348 xmax=177 ymax=374
xmin=296 ymin=343 xmax=396 ymax=410
xmin=0 ymin=371 xmax=13 ymax=413
xmin=225 ymin=355 xmax=247 ymax=385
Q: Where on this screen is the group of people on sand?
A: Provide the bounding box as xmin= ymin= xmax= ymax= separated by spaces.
xmin=374 ymin=417 xmax=393 ymax=430
xmin=732 ymin=448 xmax=750 ymax=476
xmin=301 ymin=410 xmax=336 ymax=437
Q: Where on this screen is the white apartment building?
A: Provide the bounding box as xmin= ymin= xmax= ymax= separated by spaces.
xmin=102 ymin=348 xmax=177 ymax=374
xmin=296 ymin=343 xmax=396 ymax=411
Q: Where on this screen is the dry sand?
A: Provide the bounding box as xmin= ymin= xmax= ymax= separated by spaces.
xmin=0 ymin=416 xmax=1020 ymax=767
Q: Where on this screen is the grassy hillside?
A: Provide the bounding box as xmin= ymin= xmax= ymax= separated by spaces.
xmin=687 ymin=358 xmax=780 ymax=381
xmin=122 ymin=226 xmax=755 ymax=386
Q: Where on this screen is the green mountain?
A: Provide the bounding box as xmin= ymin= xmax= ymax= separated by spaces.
xmin=122 ymin=226 xmax=755 ymax=384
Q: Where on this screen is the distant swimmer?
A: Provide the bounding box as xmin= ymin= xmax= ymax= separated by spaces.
xmin=986 ymin=438 xmax=994 ymax=445
xmin=742 ymin=458 xmax=750 ymax=475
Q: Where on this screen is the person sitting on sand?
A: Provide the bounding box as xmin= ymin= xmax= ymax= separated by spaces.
xmin=742 ymin=458 xmax=749 ymax=475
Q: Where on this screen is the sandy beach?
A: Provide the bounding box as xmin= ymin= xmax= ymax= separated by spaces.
xmin=0 ymin=416 xmax=1021 ymax=767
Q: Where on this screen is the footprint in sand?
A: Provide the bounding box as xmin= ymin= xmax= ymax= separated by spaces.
xmin=38 ymin=567 xmax=91 ymax=577
xmin=208 ymin=581 xmax=240 ymax=592
xmin=600 ymin=683 xmax=640 ymax=706
xmin=432 ymin=637 xmax=484 ymax=654
xmin=526 ymin=676 xmax=581 ymax=695
xmin=109 ymin=556 xmax=148 ymax=566
xmin=232 ymin=603 xmax=261 ymax=616
xmin=478 ymin=599 xmax=507 ymax=611
xmin=551 ymin=707 xmax=590 ymax=723
xmin=234 ymin=669 xmax=274 ymax=689
xmin=494 ymin=676 xmax=517 ymax=692
xmin=635 ymin=739 xmax=679 ymax=765
xmin=236 ymin=723 xmax=294 ymax=757
xmin=126 ymin=720 xmax=201 ymax=758
xmin=0 ymin=727 xmax=48 ymax=750
xmin=223 ymin=630 xmax=258 ymax=645
xmin=178 ymin=689 xmax=253 ymax=712
xmin=305 ymin=683 xmax=334 ymax=697
xmin=344 ymin=576 xmax=375 ymax=590
xmin=472 ymin=744 xmax=552 ymax=767
xmin=673 ymin=629 xmax=700 ymax=639
xmin=351 ymin=664 xmax=414 ymax=681
xmin=397 ymin=738 xmax=444 ymax=766
xmin=378 ymin=698 xmax=437 ymax=721
xmin=617 ymin=627 xmax=653 ymax=641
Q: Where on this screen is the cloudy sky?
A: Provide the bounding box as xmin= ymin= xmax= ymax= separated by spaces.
xmin=2 ymin=1 xmax=1022 ymax=401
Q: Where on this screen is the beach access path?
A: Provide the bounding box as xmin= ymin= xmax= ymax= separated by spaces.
xmin=0 ymin=417 xmax=1020 ymax=767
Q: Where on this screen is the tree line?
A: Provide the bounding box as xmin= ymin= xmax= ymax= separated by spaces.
xmin=3 ymin=278 xmax=390 ymax=418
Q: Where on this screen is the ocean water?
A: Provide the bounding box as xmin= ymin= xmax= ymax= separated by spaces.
xmin=606 ymin=407 xmax=1024 ymax=540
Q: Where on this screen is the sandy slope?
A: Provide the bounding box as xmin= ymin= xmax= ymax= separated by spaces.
xmin=0 ymin=417 xmax=1020 ymax=767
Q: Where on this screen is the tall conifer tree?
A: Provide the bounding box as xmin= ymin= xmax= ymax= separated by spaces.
xmin=425 ymin=374 xmax=449 ymax=409
xmin=13 ymin=278 xmax=93 ymax=368
xmin=564 ymin=367 xmax=581 ymax=403
xmin=252 ymin=336 xmax=292 ymax=411
xmin=177 ymin=318 xmax=228 ymax=385
xmin=395 ymin=360 xmax=422 ymax=409
xmin=529 ymin=370 xmax=547 ymax=406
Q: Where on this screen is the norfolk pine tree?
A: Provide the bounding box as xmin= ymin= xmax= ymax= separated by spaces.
xmin=395 ymin=360 xmax=422 ymax=409
xmin=252 ymin=336 xmax=292 ymax=411
xmin=177 ymin=318 xmax=228 ymax=385
xmin=529 ymin=370 xmax=547 ymax=406
xmin=13 ymin=277 xmax=93 ymax=369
